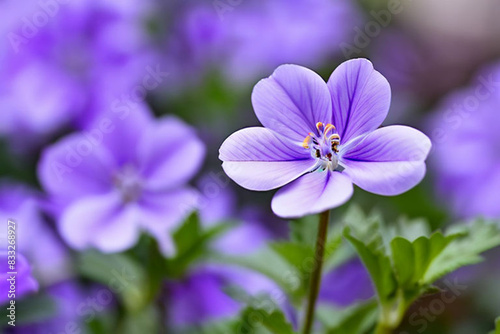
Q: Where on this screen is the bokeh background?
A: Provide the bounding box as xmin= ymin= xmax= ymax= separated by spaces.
xmin=1 ymin=0 xmax=500 ymax=333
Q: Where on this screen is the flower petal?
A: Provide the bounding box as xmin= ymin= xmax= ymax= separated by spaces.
xmin=342 ymin=125 xmax=431 ymax=195
xmin=271 ymin=171 xmax=353 ymax=218
xmin=219 ymin=127 xmax=315 ymax=191
xmin=138 ymin=116 xmax=205 ymax=191
xmin=252 ymin=64 xmax=332 ymax=142
xmin=138 ymin=188 xmax=199 ymax=256
xmin=59 ymin=192 xmax=140 ymax=253
xmin=327 ymin=59 xmax=391 ymax=143
xmin=98 ymin=103 xmax=153 ymax=166
xmin=38 ymin=133 xmax=116 ymax=203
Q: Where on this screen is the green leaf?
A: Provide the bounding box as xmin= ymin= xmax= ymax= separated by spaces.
xmin=214 ymin=246 xmax=301 ymax=299
xmin=423 ymin=219 xmax=500 ymax=284
xmin=117 ymin=304 xmax=160 ymax=334
xmin=236 ymin=306 xmax=296 ymax=334
xmin=290 ymin=216 xmax=318 ymax=246
xmin=390 ymin=231 xmax=463 ymax=288
xmin=181 ymin=319 xmax=240 ymax=334
xmin=270 ymin=242 xmax=314 ymax=273
xmin=283 ymin=214 xmax=343 ymax=277
xmin=219 ymin=217 xmax=343 ymax=305
xmin=343 ymin=226 xmax=397 ymax=305
xmin=489 ymin=317 xmax=500 ymax=334
xmin=344 ymin=211 xmax=500 ymax=331
xmin=6 ymin=294 xmax=58 ymax=325
xmin=166 ymin=213 xmax=231 ymax=278
xmin=77 ymin=250 xmax=148 ymax=313
xmin=317 ymin=300 xmax=378 ymax=334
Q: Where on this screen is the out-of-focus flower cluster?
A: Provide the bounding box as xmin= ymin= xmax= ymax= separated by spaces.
xmin=0 ymin=0 xmax=500 ymax=332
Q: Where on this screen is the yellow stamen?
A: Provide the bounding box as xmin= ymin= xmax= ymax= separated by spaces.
xmin=316 ymin=122 xmax=324 ymax=130
xmin=302 ymin=135 xmax=311 ymax=149
xmin=324 ymin=123 xmax=336 ymax=133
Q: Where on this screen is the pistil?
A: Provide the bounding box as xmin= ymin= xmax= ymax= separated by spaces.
xmin=302 ymin=122 xmax=342 ymax=172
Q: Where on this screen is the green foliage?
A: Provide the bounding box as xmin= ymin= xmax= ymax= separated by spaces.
xmin=116 ymin=305 xmax=160 ymax=334
xmin=290 ymin=216 xmax=318 ymax=245
xmin=343 ymin=206 xmax=500 ymax=332
xmin=78 ymin=250 xmax=149 ymax=313
xmin=424 ymin=220 xmax=500 ymax=283
xmin=214 ymin=245 xmax=300 ymax=300
xmin=166 ymin=213 xmax=231 ymax=278
xmin=76 ymin=206 xmax=500 ymax=334
xmin=216 ymin=286 xmax=296 ymax=334
xmin=181 ymin=306 xmax=296 ymax=334
xmin=217 ymin=216 xmax=343 ymax=306
xmin=5 ymin=294 xmax=58 ymax=326
xmin=78 ymin=213 xmax=229 ymax=315
xmin=317 ymin=300 xmax=378 ymax=334
xmin=489 ymin=317 xmax=500 ymax=334
xmin=235 ymin=306 xmax=296 ymax=334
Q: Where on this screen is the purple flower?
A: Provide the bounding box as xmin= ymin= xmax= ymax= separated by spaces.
xmin=38 ymin=105 xmax=205 ymax=254
xmin=162 ymin=0 xmax=361 ymax=88
xmin=167 ymin=181 xmax=285 ymax=326
xmin=319 ymin=259 xmax=374 ymax=307
xmin=0 ymin=181 xmax=71 ymax=285
xmin=0 ymin=252 xmax=38 ymax=305
xmin=218 ymin=0 xmax=360 ymax=84
xmin=167 ymin=267 xmax=251 ymax=326
xmin=428 ymin=62 xmax=500 ymax=218
xmin=220 ymin=59 xmax=432 ymax=218
xmin=14 ymin=280 xmax=87 ymax=334
xmin=0 ymin=1 xmax=157 ymax=151
xmin=371 ymin=29 xmax=483 ymax=103
xmin=166 ymin=221 xmax=281 ymax=327
xmin=196 ymin=174 xmax=237 ymax=226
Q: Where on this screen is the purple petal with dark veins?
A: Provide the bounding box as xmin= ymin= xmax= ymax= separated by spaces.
xmin=327 ymin=59 xmax=391 ymax=143
xmin=342 ymin=125 xmax=431 ymax=195
xmin=220 ymin=127 xmax=315 ymax=191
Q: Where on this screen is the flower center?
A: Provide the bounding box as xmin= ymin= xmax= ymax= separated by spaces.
xmin=302 ymin=122 xmax=343 ymax=172
xmin=113 ymin=165 xmax=143 ymax=203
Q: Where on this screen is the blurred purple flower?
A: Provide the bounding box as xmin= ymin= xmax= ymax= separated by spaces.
xmin=429 ymin=62 xmax=500 ymax=218
xmin=14 ymin=281 xmax=87 ymax=334
xmin=196 ymin=174 xmax=237 ymax=226
xmin=372 ymin=29 xmax=489 ymax=103
xmin=166 ymin=220 xmax=281 ymax=327
xmin=220 ymin=59 xmax=431 ymax=218
xmin=167 ymin=178 xmax=287 ymax=326
xmin=162 ymin=0 xmax=361 ymax=88
xmin=319 ymin=259 xmax=374 ymax=307
xmin=38 ymin=105 xmax=205 ymax=254
xmin=0 ymin=252 xmax=38 ymax=305
xmin=166 ymin=268 xmax=241 ymax=326
xmin=0 ymin=182 xmax=71 ymax=285
xmin=0 ymin=0 xmax=158 ymax=151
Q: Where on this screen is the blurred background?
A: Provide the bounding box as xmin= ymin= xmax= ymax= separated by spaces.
xmin=1 ymin=0 xmax=500 ymax=333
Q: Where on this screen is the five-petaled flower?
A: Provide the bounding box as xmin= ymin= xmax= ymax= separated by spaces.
xmin=219 ymin=59 xmax=431 ymax=218
xmin=38 ymin=104 xmax=205 ymax=254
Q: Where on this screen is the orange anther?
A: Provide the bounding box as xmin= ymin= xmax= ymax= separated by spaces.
xmin=302 ymin=135 xmax=311 ymax=149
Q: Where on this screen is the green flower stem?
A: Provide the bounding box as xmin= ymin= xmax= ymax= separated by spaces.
xmin=302 ymin=210 xmax=330 ymax=334
xmin=375 ymin=291 xmax=409 ymax=334
xmin=374 ymin=323 xmax=394 ymax=334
